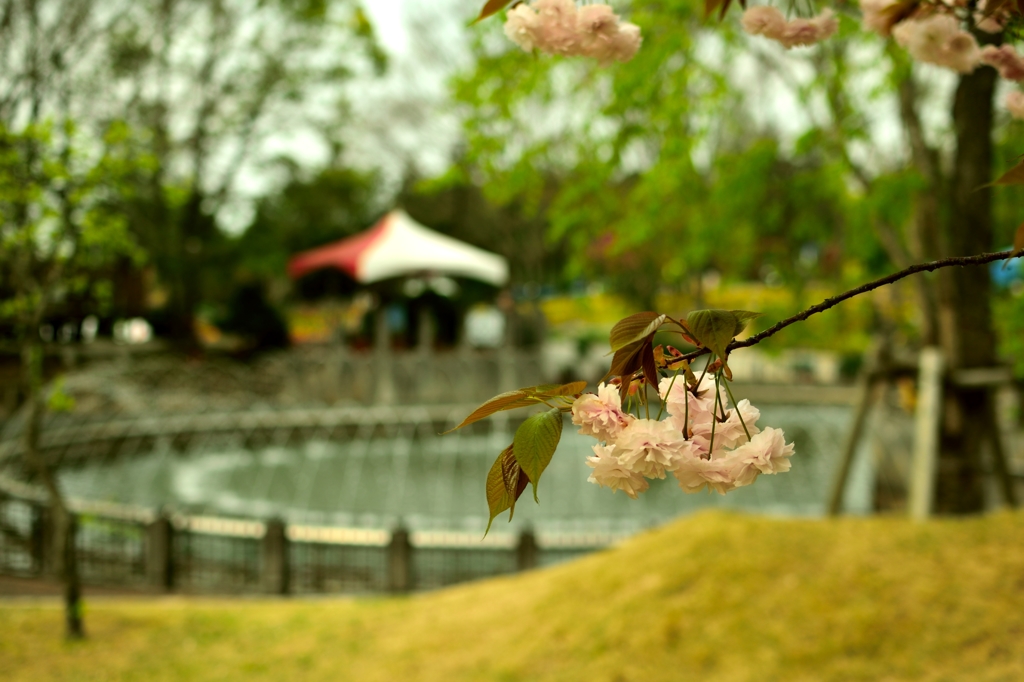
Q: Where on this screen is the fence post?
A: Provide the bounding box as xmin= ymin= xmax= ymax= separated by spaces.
xmin=146 ymin=515 xmax=174 ymax=591
xmin=387 ymin=526 xmax=412 ymax=593
xmin=30 ymin=504 xmax=49 ymax=576
xmin=517 ymin=529 xmax=538 ymax=572
xmin=909 ymin=347 xmax=945 ymax=521
xmin=261 ymin=519 xmax=289 ymax=595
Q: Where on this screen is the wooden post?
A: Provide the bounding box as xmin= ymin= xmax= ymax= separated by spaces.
xmin=261 ymin=519 xmax=289 ymax=595
xmin=516 ymin=529 xmax=538 ymax=572
xmin=827 ymin=374 xmax=878 ymax=516
xmin=387 ymin=526 xmax=412 ymax=593
xmin=909 ymin=348 xmax=945 ymax=520
xmin=146 ymin=515 xmax=174 ymax=591
xmin=374 ymin=308 xmax=395 ymax=405
xmin=985 ymin=396 xmax=1018 ymax=509
xmin=30 ymin=504 xmax=49 ymax=576
xmin=417 ymin=307 xmax=435 ymax=355
xmin=498 ymin=309 xmax=518 ymax=392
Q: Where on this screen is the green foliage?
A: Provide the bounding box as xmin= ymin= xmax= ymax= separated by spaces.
xmin=446 ymin=381 xmax=585 ymax=433
xmin=485 ymin=444 xmax=527 ymax=534
xmin=994 ymin=292 xmax=1024 ymax=378
xmin=454 ymin=2 xmax=872 ymax=308
xmin=0 ymin=121 xmax=144 ymax=337
xmin=686 ymin=309 xmax=745 ymax=360
xmin=512 ymin=408 xmax=563 ymax=503
xmin=46 ymin=378 xmax=77 ymax=413
xmin=236 ymin=167 xmax=380 ymax=281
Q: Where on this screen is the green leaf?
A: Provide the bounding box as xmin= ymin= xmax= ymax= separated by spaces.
xmin=730 ymin=310 xmax=763 ymax=337
xmin=522 ymin=381 xmax=589 ymax=397
xmin=446 ymin=382 xmax=586 ymax=435
xmin=513 ymin=408 xmax=563 ymax=502
xmin=444 ymin=390 xmax=533 ymax=433
xmin=499 ymin=445 xmax=526 ymax=520
xmin=686 ymin=309 xmax=741 ymax=359
xmin=609 ymin=312 xmax=666 ymax=353
xmin=472 ymin=0 xmax=511 ymax=24
xmin=485 ymin=444 xmax=516 ymax=535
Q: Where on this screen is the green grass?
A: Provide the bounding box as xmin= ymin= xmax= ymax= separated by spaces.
xmin=2 ymin=510 xmax=1024 ymax=681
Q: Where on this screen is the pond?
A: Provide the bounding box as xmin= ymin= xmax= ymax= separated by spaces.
xmin=58 ymin=404 xmax=875 ymax=536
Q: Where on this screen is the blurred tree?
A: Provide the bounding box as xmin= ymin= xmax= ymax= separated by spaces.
xmin=767 ymin=29 xmax=1015 ymax=512
xmin=451 ymin=0 xmax=868 ymax=312
xmin=0 ymin=120 xmax=143 ymax=639
xmin=457 ymin=2 xmax=1020 ymax=513
xmin=0 ymin=0 xmax=386 ymax=345
xmin=237 ymin=163 xmax=381 ymax=282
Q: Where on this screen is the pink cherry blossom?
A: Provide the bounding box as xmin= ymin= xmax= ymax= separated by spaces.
xmin=1006 ymin=91 xmax=1024 ymax=120
xmin=586 ymin=443 xmax=650 ymax=498
xmin=981 ymin=45 xmax=1024 ymax=82
xmin=975 ymin=0 xmax=1008 ymax=33
xmin=892 ymin=14 xmax=981 ymax=74
xmin=691 ymin=398 xmax=762 ymax=452
xmin=740 ymin=6 xmax=787 ymax=38
xmin=571 ymin=382 xmax=633 ymax=442
xmin=502 ymin=1 xmax=642 ymax=64
xmin=660 ymin=374 xmax=715 ymax=435
xmin=504 ymin=3 xmax=542 ymax=51
xmin=613 ymin=418 xmax=688 ymax=479
xmin=673 ymin=454 xmax=738 ymax=495
xmin=731 ymin=427 xmax=795 ymax=475
xmin=741 ymin=6 xmax=838 ymax=49
xmin=858 ymin=0 xmax=901 ymax=37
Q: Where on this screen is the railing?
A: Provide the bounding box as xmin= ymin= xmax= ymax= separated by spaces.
xmin=0 ymin=490 xmax=610 ymax=595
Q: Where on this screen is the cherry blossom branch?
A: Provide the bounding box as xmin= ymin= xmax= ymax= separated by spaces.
xmin=678 ymin=249 xmax=1018 ymax=363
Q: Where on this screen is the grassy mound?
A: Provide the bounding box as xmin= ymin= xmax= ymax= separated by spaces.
xmin=2 ymin=511 xmax=1023 ymax=681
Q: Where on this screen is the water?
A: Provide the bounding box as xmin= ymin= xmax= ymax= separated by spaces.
xmin=58 ymin=405 xmax=874 ymax=535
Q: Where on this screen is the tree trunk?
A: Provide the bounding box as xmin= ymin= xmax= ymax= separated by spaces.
xmin=22 ymin=343 xmax=84 ymax=639
xmin=934 ymin=56 xmax=999 ymax=514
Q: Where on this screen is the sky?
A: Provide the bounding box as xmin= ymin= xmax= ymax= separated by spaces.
xmin=345 ymin=0 xmax=475 ymax=182
xmin=221 ymin=0 xmax=474 ymax=233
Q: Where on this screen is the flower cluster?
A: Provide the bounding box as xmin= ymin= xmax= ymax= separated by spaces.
xmin=981 ymin=45 xmax=1024 ymax=82
xmin=572 ymin=376 xmax=794 ymax=499
xmin=740 ymin=6 xmax=839 ymax=49
xmin=1007 ymin=91 xmax=1024 ymax=120
xmin=504 ymin=0 xmax=642 ymax=65
xmin=891 ymin=14 xmax=980 ymax=74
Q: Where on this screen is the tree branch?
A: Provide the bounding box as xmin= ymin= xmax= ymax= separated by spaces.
xmin=679 ymin=250 xmax=1018 ymax=362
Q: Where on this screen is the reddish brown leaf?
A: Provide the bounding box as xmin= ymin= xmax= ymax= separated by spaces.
xmin=879 ymin=0 xmax=921 ymax=32
xmin=641 ymin=344 xmax=659 ymax=389
xmin=500 ymin=444 xmax=531 ymax=519
xmin=990 ymin=159 xmax=1024 ymax=187
xmin=472 ymin=0 xmax=511 ymax=24
xmin=704 ymin=0 xmax=723 ymax=19
xmin=485 ymin=446 xmax=512 ymax=534
xmin=1015 ymin=221 xmax=1024 ymax=254
xmin=609 ymin=312 xmax=665 ymax=352
xmin=603 ymin=344 xmax=645 ymax=399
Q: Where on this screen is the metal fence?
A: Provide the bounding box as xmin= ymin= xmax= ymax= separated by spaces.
xmin=0 ymin=491 xmax=608 ymax=595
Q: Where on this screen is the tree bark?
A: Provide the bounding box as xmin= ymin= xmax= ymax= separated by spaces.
xmin=22 ymin=343 xmax=84 ymax=639
xmin=934 ymin=55 xmax=1000 ymax=514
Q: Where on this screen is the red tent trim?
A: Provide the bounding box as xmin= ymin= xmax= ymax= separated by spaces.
xmin=286 ymin=214 xmax=391 ymax=280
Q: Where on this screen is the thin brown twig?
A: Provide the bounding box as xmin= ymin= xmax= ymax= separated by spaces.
xmin=678 ymin=250 xmax=1018 ymax=363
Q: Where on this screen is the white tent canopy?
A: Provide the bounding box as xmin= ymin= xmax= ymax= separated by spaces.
xmin=287 ymin=209 xmax=509 ymax=287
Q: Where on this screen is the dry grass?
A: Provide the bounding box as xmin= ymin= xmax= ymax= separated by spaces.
xmin=2 ymin=510 xmax=1023 ymax=682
